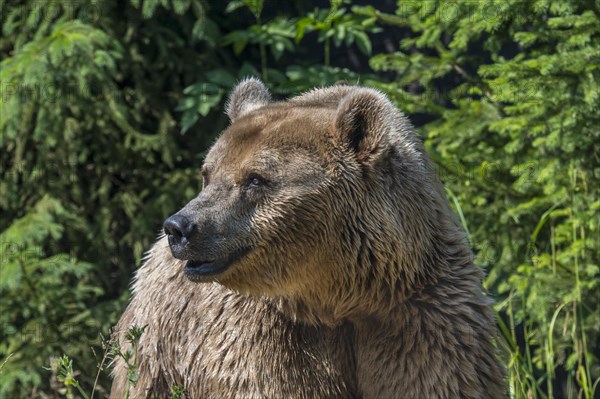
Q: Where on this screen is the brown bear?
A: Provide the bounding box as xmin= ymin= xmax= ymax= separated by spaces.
xmin=110 ymin=78 xmax=506 ymax=398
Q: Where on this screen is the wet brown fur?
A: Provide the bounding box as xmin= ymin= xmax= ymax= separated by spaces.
xmin=110 ymin=79 xmax=506 ymax=398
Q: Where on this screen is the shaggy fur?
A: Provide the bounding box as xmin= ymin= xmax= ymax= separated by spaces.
xmin=110 ymin=79 xmax=506 ymax=398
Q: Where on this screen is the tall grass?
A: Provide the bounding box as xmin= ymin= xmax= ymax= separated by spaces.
xmin=449 ymin=187 xmax=598 ymax=399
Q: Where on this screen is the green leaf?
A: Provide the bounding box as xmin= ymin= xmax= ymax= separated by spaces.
xmin=354 ymin=30 xmax=371 ymax=55
xmin=205 ymin=69 xmax=237 ymax=87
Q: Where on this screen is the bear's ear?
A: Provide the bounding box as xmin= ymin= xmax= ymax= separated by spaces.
xmin=334 ymin=88 xmax=393 ymax=161
xmin=226 ymin=77 xmax=271 ymax=122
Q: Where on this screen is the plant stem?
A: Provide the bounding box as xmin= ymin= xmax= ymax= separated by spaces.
xmin=260 ymin=42 xmax=268 ymax=81
xmin=73 ymin=381 xmax=90 ymax=399
xmin=324 ymin=37 xmax=330 ymax=67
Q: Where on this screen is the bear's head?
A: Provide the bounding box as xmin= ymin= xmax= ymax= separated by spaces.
xmin=164 ymin=78 xmax=465 ymax=323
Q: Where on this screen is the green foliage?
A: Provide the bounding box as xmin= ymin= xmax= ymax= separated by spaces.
xmin=53 ymin=355 xmax=90 ymax=399
xmin=1 ymin=1 xmax=598 ymax=398
xmin=105 ymin=325 xmax=146 ymax=399
xmin=295 ymin=0 xmax=382 ymax=65
xmin=177 ymin=0 xmax=380 ymax=131
xmin=0 ymin=196 xmax=102 ymax=398
xmin=1 ymin=1 xmax=213 ymax=396
xmin=50 ymin=325 xmax=146 ymax=399
xmin=369 ymin=1 xmax=599 ymax=398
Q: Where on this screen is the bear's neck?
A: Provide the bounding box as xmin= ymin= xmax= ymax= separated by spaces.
xmin=278 ymin=218 xmax=479 ymax=325
xmin=276 ymin=242 xmax=483 ymax=324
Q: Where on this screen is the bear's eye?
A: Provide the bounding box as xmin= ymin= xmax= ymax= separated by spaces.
xmin=244 ymin=174 xmax=266 ymax=189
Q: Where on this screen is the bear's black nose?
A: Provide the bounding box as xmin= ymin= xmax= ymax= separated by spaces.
xmin=163 ymin=214 xmax=195 ymax=248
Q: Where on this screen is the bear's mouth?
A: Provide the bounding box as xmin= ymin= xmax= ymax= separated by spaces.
xmin=183 ymin=246 xmax=252 ymax=280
